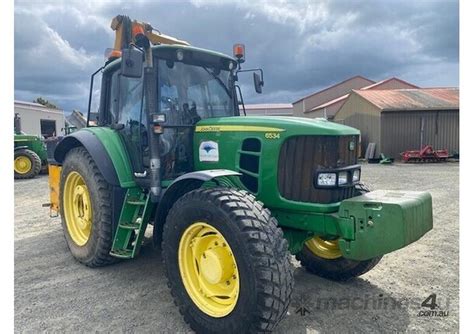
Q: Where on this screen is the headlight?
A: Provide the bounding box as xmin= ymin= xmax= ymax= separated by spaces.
xmin=338 ymin=171 xmax=348 ymax=185
xmin=317 ymin=173 xmax=337 ymax=186
xmin=353 ymin=169 xmax=360 ymax=182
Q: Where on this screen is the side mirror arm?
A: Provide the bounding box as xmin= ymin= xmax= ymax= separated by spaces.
xmin=235 ymin=85 xmax=246 ymax=116
xmin=236 ymin=68 xmax=264 ymax=87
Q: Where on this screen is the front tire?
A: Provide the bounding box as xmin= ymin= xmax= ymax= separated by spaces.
xmin=60 ymin=147 xmax=117 ymax=267
xmin=296 ymin=242 xmax=382 ymax=281
xmin=14 ymin=149 xmax=41 ymax=179
xmin=296 ymin=183 xmax=381 ymax=281
xmin=162 ymin=188 xmax=294 ymax=333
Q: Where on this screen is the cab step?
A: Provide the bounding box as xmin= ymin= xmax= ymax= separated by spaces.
xmin=118 ymin=221 xmax=142 ymax=230
xmin=109 ymin=249 xmax=134 ymax=259
xmin=127 ymin=199 xmax=147 ymax=206
xmin=109 ymin=187 xmax=155 ymax=259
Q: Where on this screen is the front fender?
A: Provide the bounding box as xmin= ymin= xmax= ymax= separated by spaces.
xmin=153 ymin=169 xmax=241 ymax=247
xmin=170 ymin=169 xmax=241 ymax=185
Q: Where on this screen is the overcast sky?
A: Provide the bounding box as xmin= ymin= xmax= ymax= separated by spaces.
xmin=14 ymin=0 xmax=459 ymax=113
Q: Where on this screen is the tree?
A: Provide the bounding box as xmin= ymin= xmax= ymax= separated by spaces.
xmin=33 ymin=97 xmax=59 ymax=109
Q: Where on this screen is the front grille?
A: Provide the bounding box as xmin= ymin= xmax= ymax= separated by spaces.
xmin=278 ymin=135 xmax=358 ymax=204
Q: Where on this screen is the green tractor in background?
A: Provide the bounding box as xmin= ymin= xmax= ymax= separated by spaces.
xmin=47 ymin=16 xmax=433 ymax=333
xmin=14 ymin=114 xmax=48 ymax=179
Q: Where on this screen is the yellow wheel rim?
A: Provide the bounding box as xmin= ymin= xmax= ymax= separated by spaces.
xmin=63 ymin=171 xmax=93 ymax=246
xmin=178 ymin=222 xmax=239 ymax=317
xmin=14 ymin=156 xmax=32 ymax=174
xmin=305 ymin=236 xmax=342 ymax=260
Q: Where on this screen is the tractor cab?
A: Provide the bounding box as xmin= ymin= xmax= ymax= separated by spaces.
xmin=82 ymin=15 xmax=264 ymax=186
xmin=94 ymin=44 xmax=247 ymax=181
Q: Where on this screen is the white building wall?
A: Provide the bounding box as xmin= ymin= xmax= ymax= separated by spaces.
xmin=14 ymin=102 xmax=65 ymax=137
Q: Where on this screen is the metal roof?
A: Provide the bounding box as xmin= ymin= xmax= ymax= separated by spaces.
xmin=14 ymin=100 xmax=64 ymax=113
xmin=310 ymin=94 xmax=349 ymax=110
xmin=309 ymin=77 xmax=419 ymax=112
xmin=360 ymin=77 xmax=419 ymax=90
xmin=353 ymin=88 xmax=459 ymax=111
xmin=14 ymin=100 xmax=45 ymax=108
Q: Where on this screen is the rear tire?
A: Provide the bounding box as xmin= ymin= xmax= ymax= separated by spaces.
xmin=14 ymin=149 xmax=41 ymax=179
xmin=162 ymin=187 xmax=294 ymax=333
xmin=60 ymin=147 xmax=117 ymax=267
xmin=296 ymin=182 xmax=382 ymax=281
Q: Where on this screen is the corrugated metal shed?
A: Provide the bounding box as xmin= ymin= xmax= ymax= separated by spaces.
xmin=293 ymin=76 xmax=374 ymax=104
xmin=360 ymin=77 xmax=418 ymax=90
xmin=353 ymin=88 xmax=459 ymax=111
xmin=335 ymin=88 xmax=459 ymax=159
xmin=310 ymin=77 xmax=419 ymax=119
xmin=381 ymin=110 xmax=459 ymax=158
xmin=292 ymin=76 xmax=374 ymax=117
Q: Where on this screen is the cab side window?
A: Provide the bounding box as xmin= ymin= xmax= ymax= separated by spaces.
xmin=117 ymin=74 xmax=147 ymax=172
xmin=118 ymin=76 xmax=144 ymax=126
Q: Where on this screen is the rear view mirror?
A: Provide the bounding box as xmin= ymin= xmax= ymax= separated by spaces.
xmin=121 ymin=47 xmax=143 ymax=78
xmin=253 ymin=72 xmax=263 ymax=94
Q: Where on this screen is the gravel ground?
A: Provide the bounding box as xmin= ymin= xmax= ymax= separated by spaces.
xmin=14 ymin=162 xmax=459 ymax=333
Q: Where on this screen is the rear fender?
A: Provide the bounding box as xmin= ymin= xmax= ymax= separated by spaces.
xmin=53 ymin=128 xmax=136 ymax=188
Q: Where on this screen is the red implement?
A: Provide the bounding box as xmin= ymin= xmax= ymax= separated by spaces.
xmin=401 ymin=145 xmax=449 ymax=163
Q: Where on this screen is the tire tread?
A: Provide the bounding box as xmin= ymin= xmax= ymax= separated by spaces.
xmin=162 ymin=187 xmax=294 ymax=333
xmin=61 ymin=147 xmax=117 ymax=267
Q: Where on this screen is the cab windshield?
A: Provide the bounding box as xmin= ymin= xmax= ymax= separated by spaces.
xmin=157 ymin=59 xmax=236 ymax=125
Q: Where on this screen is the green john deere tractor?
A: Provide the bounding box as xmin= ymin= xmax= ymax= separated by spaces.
xmin=47 ymin=15 xmax=433 ymax=333
xmin=14 ymin=114 xmax=48 ymax=179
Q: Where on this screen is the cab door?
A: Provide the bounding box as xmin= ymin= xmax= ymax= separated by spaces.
xmin=112 ymin=71 xmax=148 ymax=174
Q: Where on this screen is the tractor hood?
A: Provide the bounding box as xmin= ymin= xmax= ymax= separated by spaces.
xmin=195 ymin=116 xmax=360 ymax=136
xmin=14 ymin=134 xmax=42 ymax=141
xmin=193 ymin=115 xmax=361 ymax=214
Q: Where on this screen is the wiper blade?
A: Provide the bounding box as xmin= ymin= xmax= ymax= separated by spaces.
xmin=202 ymin=66 xmax=231 ymax=98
